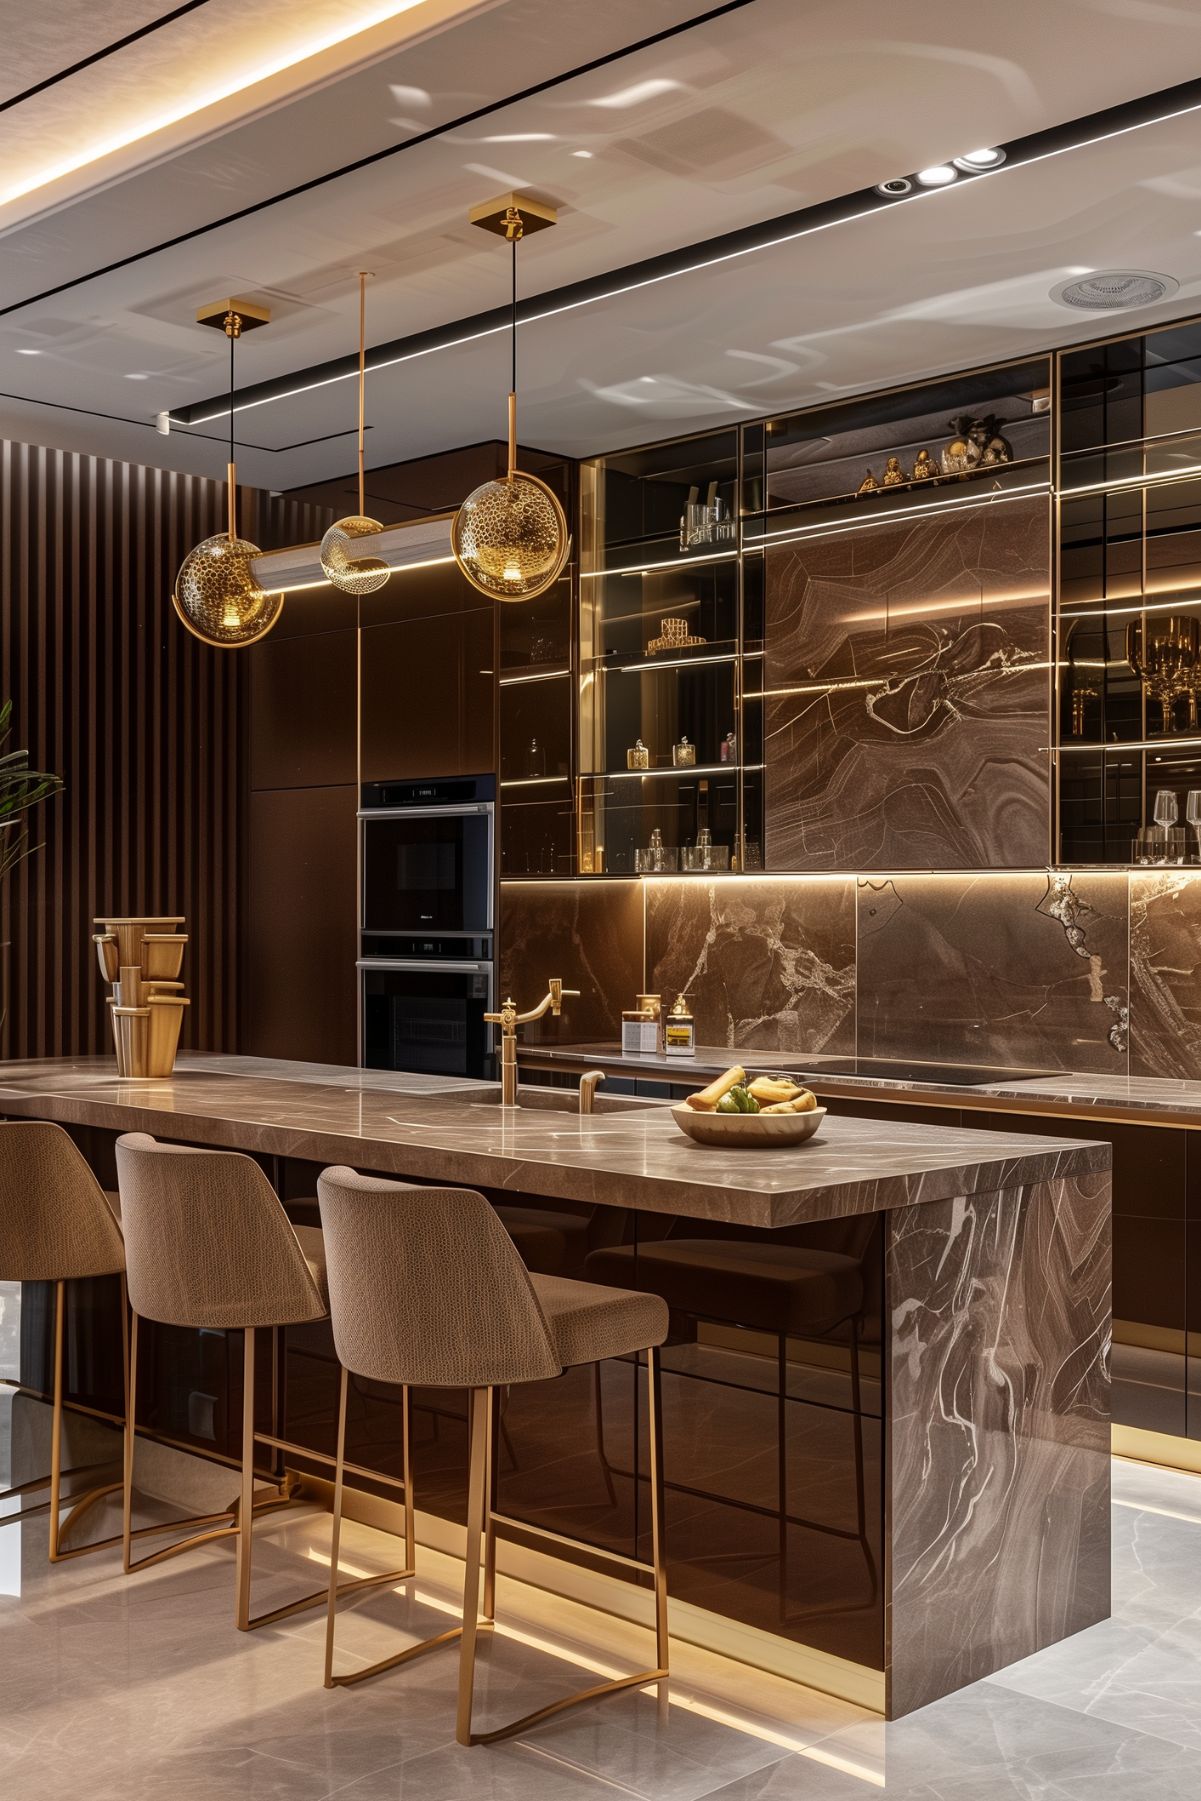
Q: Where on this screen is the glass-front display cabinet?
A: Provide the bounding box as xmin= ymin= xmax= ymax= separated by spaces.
xmin=578 ymin=429 xmax=748 ymax=874
xmin=1058 ymin=319 xmax=1201 ymax=864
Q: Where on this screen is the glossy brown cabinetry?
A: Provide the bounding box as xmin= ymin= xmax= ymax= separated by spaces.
xmin=250 ymin=629 xmax=358 ymax=791
xmin=360 ymin=609 xmax=495 ymax=783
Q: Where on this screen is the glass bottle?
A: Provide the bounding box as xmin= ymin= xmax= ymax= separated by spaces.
xmin=673 ymin=734 xmax=696 ymax=768
xmin=526 ymin=737 xmax=546 ymax=777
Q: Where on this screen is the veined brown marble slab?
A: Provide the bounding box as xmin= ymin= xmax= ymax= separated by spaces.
xmin=886 ymin=1170 xmax=1111 ymax=1715
xmin=0 ymin=1053 xmax=1106 ymax=1231
xmin=857 ymin=870 xmax=1129 ymax=1073
xmin=644 ymin=875 xmax=855 ymax=1054
xmin=763 ymin=493 xmax=1052 ymax=871
xmin=1129 ymin=871 xmax=1201 ymax=1080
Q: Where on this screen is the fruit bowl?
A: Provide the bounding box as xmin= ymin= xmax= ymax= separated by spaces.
xmin=671 ymin=1102 xmax=826 ymax=1148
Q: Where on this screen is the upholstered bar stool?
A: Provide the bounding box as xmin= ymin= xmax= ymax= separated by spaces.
xmin=0 ymin=1121 xmax=128 ymax=1561
xmin=317 ymin=1167 xmax=671 ymax=1747
xmin=114 ymin=1133 xmax=414 ymax=1629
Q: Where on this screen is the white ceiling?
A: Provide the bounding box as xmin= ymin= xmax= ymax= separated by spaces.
xmin=1 ymin=0 xmax=1201 ymax=488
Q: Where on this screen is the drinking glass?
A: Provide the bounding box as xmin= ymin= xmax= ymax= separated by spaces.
xmin=1188 ymin=790 xmax=1201 ymax=861
xmin=1153 ymin=788 xmax=1179 ymax=831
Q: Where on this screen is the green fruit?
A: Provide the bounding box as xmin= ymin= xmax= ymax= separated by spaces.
xmin=744 ymin=1093 xmax=760 ymax=1113
xmin=716 ymin=1093 xmax=740 ymax=1114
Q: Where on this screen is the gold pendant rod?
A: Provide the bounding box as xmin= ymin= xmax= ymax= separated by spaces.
xmin=357 ymin=271 xmax=370 ymax=517
xmin=227 ymin=463 xmax=237 ymax=542
xmin=507 ymin=391 xmax=517 ymax=479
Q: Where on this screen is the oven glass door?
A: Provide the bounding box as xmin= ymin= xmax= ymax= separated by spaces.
xmin=361 ymin=808 xmax=493 ymax=935
xmin=360 ymin=960 xmax=493 ymax=1078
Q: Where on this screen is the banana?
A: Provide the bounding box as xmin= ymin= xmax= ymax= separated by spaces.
xmin=761 ymin=1090 xmax=818 ymax=1114
xmin=686 ymin=1065 xmax=746 ymax=1111
xmin=748 ymin=1076 xmax=801 ymax=1105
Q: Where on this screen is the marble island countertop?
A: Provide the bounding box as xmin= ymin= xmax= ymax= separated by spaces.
xmin=0 ymin=1053 xmax=1108 ymax=1230
xmin=517 ymin=1041 xmax=1201 ymax=1126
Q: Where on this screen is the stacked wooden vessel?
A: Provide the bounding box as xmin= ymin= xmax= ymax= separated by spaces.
xmin=93 ymin=914 xmax=190 ymax=1077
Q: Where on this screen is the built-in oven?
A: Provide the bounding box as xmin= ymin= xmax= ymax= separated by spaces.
xmin=360 ymin=775 xmax=494 ymax=938
xmin=358 ymin=776 xmax=496 ymax=1079
xmin=359 ymin=937 xmax=494 ymax=1078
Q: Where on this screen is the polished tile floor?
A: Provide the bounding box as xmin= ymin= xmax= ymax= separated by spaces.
xmin=2 ymin=1373 xmax=1200 ymax=1799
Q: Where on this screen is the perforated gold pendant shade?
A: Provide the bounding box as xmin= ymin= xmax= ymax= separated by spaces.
xmin=172 ymin=534 xmax=284 ymax=648
xmin=452 ymin=469 xmax=570 ymax=602
xmin=320 ymin=514 xmax=390 ymax=596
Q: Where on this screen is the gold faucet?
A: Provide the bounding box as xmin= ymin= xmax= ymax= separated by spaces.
xmin=485 ymin=979 xmax=580 ymax=1107
xmin=579 ymin=1070 xmax=606 ymax=1115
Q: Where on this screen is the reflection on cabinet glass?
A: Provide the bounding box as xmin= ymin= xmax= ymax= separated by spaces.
xmin=580 ymin=430 xmax=745 ymax=874
xmin=1058 ymin=320 xmax=1201 ymax=864
xmin=498 ymin=572 xmax=575 ymax=876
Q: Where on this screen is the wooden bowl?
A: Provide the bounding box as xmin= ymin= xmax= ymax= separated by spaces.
xmin=671 ymin=1102 xmax=826 ymax=1148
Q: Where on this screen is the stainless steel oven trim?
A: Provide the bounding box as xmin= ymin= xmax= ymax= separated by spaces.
xmin=358 ymin=804 xmax=495 ymax=933
xmin=356 ymin=959 xmax=492 ymax=974
xmin=356 ymin=804 xmax=494 ymax=819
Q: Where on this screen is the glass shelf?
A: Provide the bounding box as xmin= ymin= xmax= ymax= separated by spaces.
xmin=497 ymin=664 xmax=572 ymax=687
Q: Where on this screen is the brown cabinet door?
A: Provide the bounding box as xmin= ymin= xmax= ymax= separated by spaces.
xmin=245 ymin=785 xmax=358 ymax=1064
xmin=249 ymin=628 xmax=357 ymax=791
xmin=361 ymin=610 xmax=495 ymax=782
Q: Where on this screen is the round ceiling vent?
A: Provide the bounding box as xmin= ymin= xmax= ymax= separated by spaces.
xmin=1050 ymin=270 xmax=1179 ymax=312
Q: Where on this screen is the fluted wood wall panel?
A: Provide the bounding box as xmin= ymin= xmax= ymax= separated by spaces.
xmin=0 ymin=440 xmax=323 ymax=1059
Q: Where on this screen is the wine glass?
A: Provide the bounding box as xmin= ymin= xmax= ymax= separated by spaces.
xmin=1154 ymin=788 xmax=1179 ymax=832
xmin=1187 ymin=790 xmax=1201 ymax=862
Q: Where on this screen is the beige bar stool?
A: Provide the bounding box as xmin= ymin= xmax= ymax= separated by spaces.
xmin=114 ymin=1133 xmax=413 ymax=1629
xmin=317 ymin=1166 xmax=671 ymax=1747
xmin=0 ymin=1120 xmax=127 ymax=1561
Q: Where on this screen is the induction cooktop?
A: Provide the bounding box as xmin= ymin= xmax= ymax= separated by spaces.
xmin=790 ymin=1058 xmax=1052 ymax=1088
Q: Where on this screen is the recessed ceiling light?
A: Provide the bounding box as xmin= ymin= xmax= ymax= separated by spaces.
xmin=874 ymin=177 xmax=911 ymax=197
xmin=571 ymin=149 xmax=594 ymax=159
xmin=126 ymin=371 xmax=150 ymax=381
xmin=915 ymin=165 xmax=957 ymax=187
xmin=953 ymin=147 xmax=1006 ymax=170
xmin=481 ymin=133 xmax=555 ymax=144
xmin=15 ymin=346 xmax=41 ymax=355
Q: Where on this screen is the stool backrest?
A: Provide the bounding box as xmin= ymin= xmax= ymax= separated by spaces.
xmin=115 ymin=1133 xmax=325 ymax=1329
xmin=317 ymin=1167 xmax=561 ymax=1387
xmin=0 ymin=1121 xmax=124 ymax=1282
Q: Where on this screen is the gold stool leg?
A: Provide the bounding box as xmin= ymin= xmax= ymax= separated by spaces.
xmin=122 ymin=1310 xmax=243 ymax=1577
xmin=458 ymin=1351 xmax=670 ymax=1747
xmin=324 ymin=1372 xmax=447 ymax=1685
xmin=46 ymin=1276 xmax=127 ymax=1563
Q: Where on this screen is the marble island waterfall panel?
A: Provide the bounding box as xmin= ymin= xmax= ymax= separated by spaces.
xmin=858 ymin=871 xmax=1130 ymax=1074
xmin=885 ymin=1168 xmax=1111 ymax=1716
xmin=645 ymin=876 xmax=856 ymax=1055
xmin=763 ymin=494 xmax=1052 ymax=871
xmin=1129 ymin=871 xmax=1201 ymax=1079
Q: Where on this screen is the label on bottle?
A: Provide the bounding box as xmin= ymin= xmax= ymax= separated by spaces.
xmin=664 ymin=1020 xmax=695 ymax=1057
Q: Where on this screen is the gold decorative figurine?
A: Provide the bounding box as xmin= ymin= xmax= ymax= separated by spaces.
xmin=912 ymin=449 xmax=936 ymax=481
xmin=882 ymin=456 xmax=907 ymax=485
xmin=857 ymin=468 xmax=879 ymax=495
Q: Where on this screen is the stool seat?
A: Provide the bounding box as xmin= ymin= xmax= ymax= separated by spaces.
xmin=586 ymin=1240 xmax=862 ymax=1336
xmin=530 ymin=1272 xmax=667 ymax=1368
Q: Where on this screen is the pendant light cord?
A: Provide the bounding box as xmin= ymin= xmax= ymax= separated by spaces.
xmin=227 ymin=319 xmax=237 ymax=541
xmin=357 ymin=271 xmax=368 ymax=516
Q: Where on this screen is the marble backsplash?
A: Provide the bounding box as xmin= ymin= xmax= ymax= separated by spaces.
xmin=502 ymin=868 xmax=1201 ymax=1080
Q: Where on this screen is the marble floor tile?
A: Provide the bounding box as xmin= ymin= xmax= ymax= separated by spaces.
xmin=4 ymin=1386 xmax=1201 ymax=1801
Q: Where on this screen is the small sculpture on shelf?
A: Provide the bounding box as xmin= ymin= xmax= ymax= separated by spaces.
xmin=912 ymin=448 xmax=937 ymax=481
xmin=93 ymin=915 xmax=190 ymax=1078
xmin=672 ymin=735 xmax=696 ymax=768
xmin=647 ymin=615 xmax=707 ymax=654
xmin=720 ymin=729 xmax=737 ymax=763
xmin=940 ymin=434 xmax=971 ymax=476
xmin=856 ymin=468 xmax=879 ymax=495
xmin=627 ymin=738 xmax=650 ymax=770
xmin=882 ymin=456 xmax=907 ymax=486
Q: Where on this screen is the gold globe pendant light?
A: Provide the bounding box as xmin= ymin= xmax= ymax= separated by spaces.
xmin=452 ymin=196 xmax=570 ymax=603
xmin=173 ymin=303 xmax=285 ymax=649
xmin=319 ymin=271 xmax=389 ymax=596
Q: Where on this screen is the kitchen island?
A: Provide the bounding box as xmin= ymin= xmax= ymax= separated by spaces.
xmin=0 ymin=1054 xmax=1111 ymax=1719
